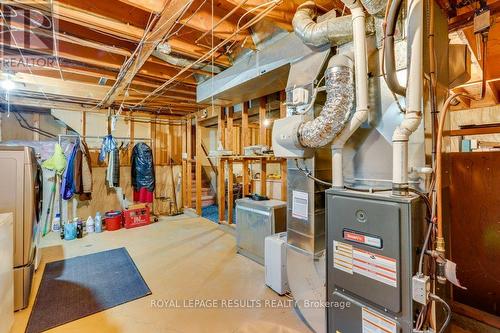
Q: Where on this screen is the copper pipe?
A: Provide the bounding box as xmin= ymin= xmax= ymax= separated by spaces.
xmin=429 ymin=0 xmax=438 ymax=167
xmin=435 ymin=93 xmax=476 ymax=254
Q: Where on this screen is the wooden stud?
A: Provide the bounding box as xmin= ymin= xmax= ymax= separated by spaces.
xmin=279 ymin=90 xmax=287 ymax=118
xmin=226 ymin=106 xmax=234 ymax=152
xmin=181 ymin=121 xmax=187 ymax=208
xmin=227 ymin=159 xmax=234 ymax=224
xmin=195 ymin=119 xmax=203 ymax=215
xmin=218 ymin=106 xmax=226 ymax=148
xmin=242 ymin=159 xmax=250 ymax=196
xmin=280 ymin=90 xmax=287 ymax=202
xmin=187 ymin=118 xmax=193 ymax=208
xmin=33 ymin=113 xmax=40 ymax=141
xmin=242 ymin=101 xmax=249 ymax=151
xmin=260 ymin=159 xmax=267 ymax=197
xmin=259 ymin=96 xmax=267 ymax=146
xmin=217 ymin=159 xmax=226 ymax=223
xmin=280 ymin=160 xmax=287 ymax=202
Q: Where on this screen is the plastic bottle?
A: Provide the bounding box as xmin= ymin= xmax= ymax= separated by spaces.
xmin=86 ymin=216 xmax=95 ymax=233
xmin=52 ymin=213 xmax=61 ymax=233
xmin=76 ymin=218 xmax=83 ymax=238
xmin=64 ymin=221 xmax=77 ymax=240
xmin=94 ymin=212 xmax=102 ymax=233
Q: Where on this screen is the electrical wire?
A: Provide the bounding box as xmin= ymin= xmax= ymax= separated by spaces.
xmin=294 ymin=159 xmax=332 ymax=186
xmin=135 ymin=0 xmax=281 ymax=107
xmin=430 ymin=294 xmax=452 ymax=333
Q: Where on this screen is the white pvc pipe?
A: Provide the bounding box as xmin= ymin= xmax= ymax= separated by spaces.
xmin=391 ymin=0 xmax=423 ymax=193
xmin=331 ymin=1 xmax=369 ymax=189
xmin=332 ymin=148 xmax=344 ymax=188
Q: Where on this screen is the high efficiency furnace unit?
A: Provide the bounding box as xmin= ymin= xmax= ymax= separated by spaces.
xmin=326 ymin=189 xmax=425 ymax=333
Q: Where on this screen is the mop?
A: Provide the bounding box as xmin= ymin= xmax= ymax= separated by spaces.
xmin=41 ymin=144 xmax=67 ymax=234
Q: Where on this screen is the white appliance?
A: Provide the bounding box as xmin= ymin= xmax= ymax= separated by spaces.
xmin=0 ymin=213 xmax=14 ymax=333
xmin=0 ymin=146 xmax=41 ymax=310
xmin=265 ymin=232 xmax=289 ymax=295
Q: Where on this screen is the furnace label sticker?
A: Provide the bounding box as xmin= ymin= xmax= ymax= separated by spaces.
xmin=362 ymin=307 xmax=397 ymax=333
xmin=292 ymin=190 xmax=308 ymax=220
xmin=333 ymin=241 xmax=353 ymax=274
xmin=343 ymin=229 xmax=383 ymax=249
xmin=352 ymin=248 xmax=398 ymax=288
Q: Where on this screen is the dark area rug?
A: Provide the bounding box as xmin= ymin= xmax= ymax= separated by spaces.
xmin=26 ymin=247 xmax=151 ymax=333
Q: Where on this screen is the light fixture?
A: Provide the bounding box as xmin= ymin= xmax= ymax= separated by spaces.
xmin=1 ymin=78 xmax=15 ymax=91
xmin=263 ymin=118 xmax=271 ymax=127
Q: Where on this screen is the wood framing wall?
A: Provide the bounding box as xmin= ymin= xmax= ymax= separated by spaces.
xmin=0 ymin=109 xmax=189 ymax=217
xmin=193 ymin=92 xmax=288 ymax=224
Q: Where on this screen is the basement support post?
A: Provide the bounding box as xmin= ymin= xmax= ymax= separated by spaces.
xmin=242 ymin=101 xmax=249 ymax=150
xmin=259 ymin=96 xmax=267 ymax=146
xmin=226 ymin=106 xmax=234 ymax=152
xmin=279 ymin=90 xmax=287 ymax=201
xmin=217 ymin=159 xmax=226 ymax=223
xmin=195 ymin=118 xmax=202 ymax=215
xmin=227 ymin=159 xmax=234 ymax=224
xmin=186 ymin=118 xmax=193 ymax=208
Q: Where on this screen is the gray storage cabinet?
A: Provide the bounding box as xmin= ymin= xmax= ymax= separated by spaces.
xmin=236 ymin=198 xmax=287 ymax=265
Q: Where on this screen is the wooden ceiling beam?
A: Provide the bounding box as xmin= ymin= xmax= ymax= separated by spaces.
xmin=166 ymin=38 xmax=231 ymax=66
xmin=11 ymin=0 xmax=145 ymax=40
xmin=100 ymin=0 xmax=192 ymax=106
xmin=179 ymin=3 xmax=249 ymax=42
xmin=0 ymin=35 xmax=197 ymax=85
xmin=117 ymin=0 xmax=166 ymax=13
xmin=11 ymin=72 xmax=109 ymax=101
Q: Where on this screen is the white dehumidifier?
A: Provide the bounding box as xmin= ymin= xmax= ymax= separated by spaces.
xmin=264 ymin=232 xmax=289 ymax=295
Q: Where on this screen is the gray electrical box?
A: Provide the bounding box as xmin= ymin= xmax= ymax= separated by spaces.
xmin=326 ymin=189 xmax=425 ymax=333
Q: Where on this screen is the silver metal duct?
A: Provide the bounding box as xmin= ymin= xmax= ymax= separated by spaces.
xmin=196 ymin=33 xmax=330 ymax=106
xmin=292 ymin=1 xmax=354 ymax=47
xmin=298 ymin=56 xmax=354 ymax=148
xmin=360 ymin=0 xmax=388 ymax=17
xmin=154 ymin=44 xmax=221 ymax=74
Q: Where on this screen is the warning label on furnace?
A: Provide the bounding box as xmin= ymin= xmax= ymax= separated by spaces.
xmin=333 ymin=241 xmax=398 ymax=288
xmin=362 ymin=307 xmax=397 ymax=333
xmin=333 ymin=241 xmax=353 ymax=274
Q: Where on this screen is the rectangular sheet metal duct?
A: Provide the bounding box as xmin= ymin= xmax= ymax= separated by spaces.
xmin=196 ymin=33 xmax=329 ymax=106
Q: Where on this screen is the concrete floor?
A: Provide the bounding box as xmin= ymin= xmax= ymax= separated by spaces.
xmin=13 ymin=216 xmax=309 ymax=333
xmin=11 ymin=215 xmax=483 ymax=333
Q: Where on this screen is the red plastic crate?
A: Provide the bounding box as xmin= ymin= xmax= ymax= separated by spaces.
xmin=123 ymin=205 xmax=151 ymax=229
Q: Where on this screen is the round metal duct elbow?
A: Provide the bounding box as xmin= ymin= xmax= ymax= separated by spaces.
xmin=298 ymin=56 xmax=355 ymax=148
xmin=292 ymin=1 xmax=353 ymax=47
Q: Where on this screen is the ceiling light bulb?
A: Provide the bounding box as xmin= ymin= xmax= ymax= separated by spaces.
xmin=1 ymin=79 xmax=15 ymax=91
xmin=263 ymin=118 xmax=271 ymax=127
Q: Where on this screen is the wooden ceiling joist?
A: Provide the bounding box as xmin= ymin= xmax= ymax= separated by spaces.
xmin=99 ymin=0 xmax=191 ymax=107
xmin=118 ymin=0 xmax=167 ymax=13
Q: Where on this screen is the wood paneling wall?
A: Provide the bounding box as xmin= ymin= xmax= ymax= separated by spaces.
xmin=444 ymin=151 xmax=500 ymax=322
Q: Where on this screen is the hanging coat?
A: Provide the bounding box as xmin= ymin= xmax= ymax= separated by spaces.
xmin=99 ymin=135 xmax=120 ymax=188
xmin=131 ymin=143 xmax=155 ymax=192
xmin=61 ymin=141 xmax=79 ymax=200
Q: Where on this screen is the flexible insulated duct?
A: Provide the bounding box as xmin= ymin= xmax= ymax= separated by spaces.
xmin=360 ymin=0 xmax=388 ymax=17
xmin=298 ymin=55 xmax=354 ymax=148
xmin=292 ymin=1 xmax=354 ymax=47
